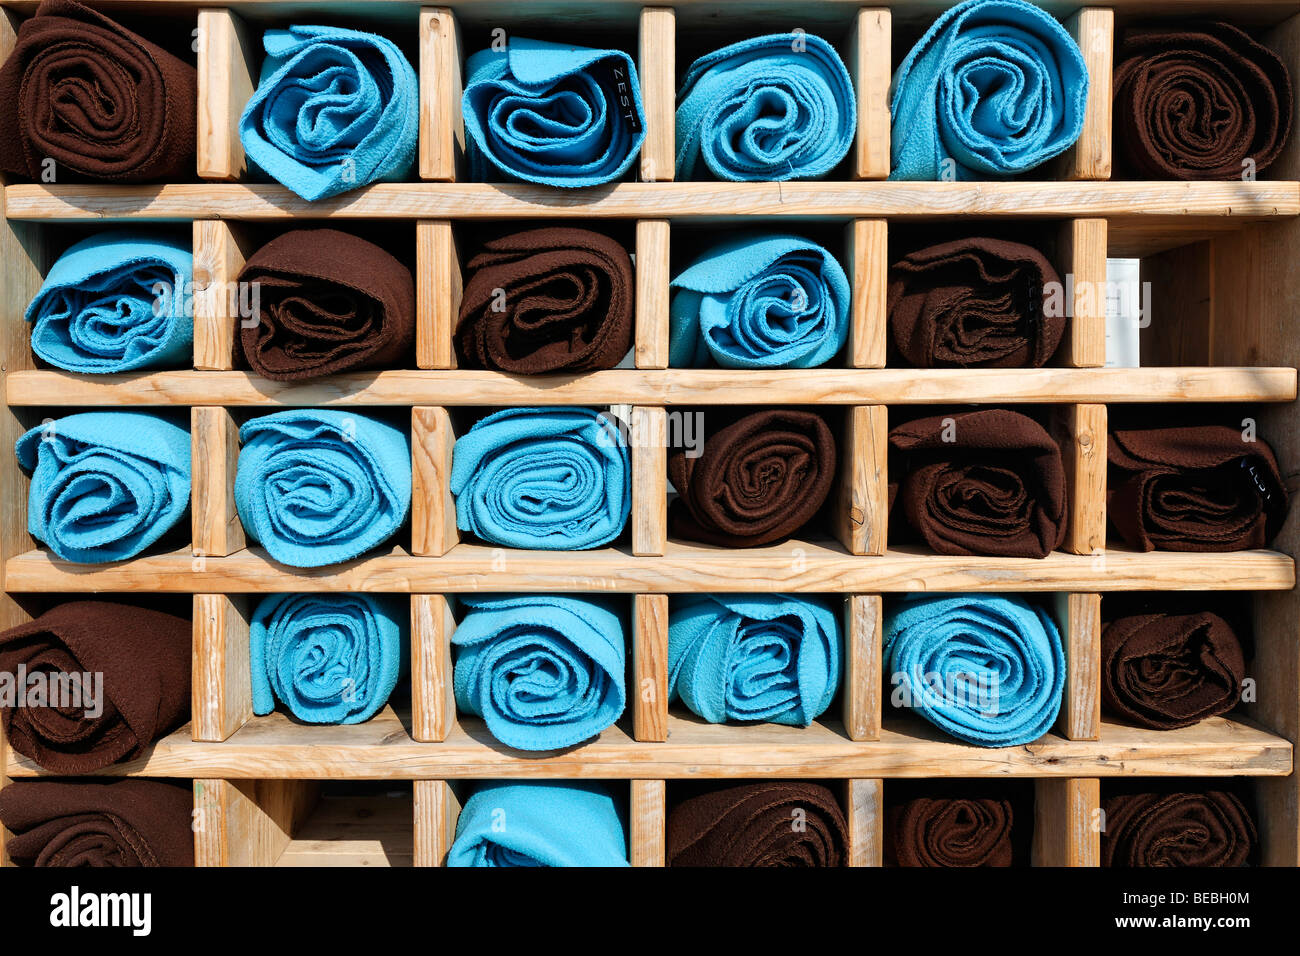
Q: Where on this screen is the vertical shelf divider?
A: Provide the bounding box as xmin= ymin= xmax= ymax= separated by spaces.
xmin=419 ymin=7 xmax=464 ymax=182
xmin=631 ymin=405 xmax=668 ymax=556
xmin=638 ymin=7 xmax=675 ymax=182
xmin=413 ymin=779 xmax=461 ymax=866
xmin=192 ymin=219 xmax=254 ymax=371
xmin=1059 ymin=218 xmax=1109 ymax=368
xmin=847 ymin=8 xmax=892 ymax=180
xmin=191 ymin=406 xmax=245 ymax=558
xmin=416 ymin=220 xmax=461 ymax=370
xmin=1032 ymin=778 xmax=1101 ymax=866
xmin=1055 ymin=592 xmax=1101 ymax=741
xmin=411 ymin=406 xmax=460 ymax=557
xmin=631 ymin=779 xmax=667 ymax=866
xmin=196 ymin=8 xmax=256 ymax=182
xmin=848 ymin=218 xmax=888 ymax=368
xmin=844 ymin=595 xmax=882 ymax=742
xmin=832 ymin=405 xmax=888 ymax=556
xmin=193 ymin=779 xmax=319 ymax=867
xmin=1058 ymin=8 xmax=1114 ymax=181
xmin=845 ymin=779 xmax=884 ymax=867
xmin=192 ymin=594 xmax=253 ymax=743
xmin=411 ymin=594 xmax=456 ymax=743
xmin=635 ymin=220 xmax=671 ymax=369
xmin=633 ymin=594 xmax=669 ymax=742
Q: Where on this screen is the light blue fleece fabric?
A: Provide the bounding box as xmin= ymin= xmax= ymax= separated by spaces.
xmin=453 ymin=594 xmax=626 ymax=751
xmin=239 ymin=24 xmax=419 ymax=201
xmin=669 ymin=594 xmax=840 ymax=727
xmin=448 ymin=781 xmax=630 ymax=867
xmin=249 ymin=592 xmax=407 ymax=724
xmin=884 ymin=594 xmax=1064 ymax=747
xmin=890 ymin=0 xmax=1088 ymax=180
xmin=16 ymin=412 xmax=190 ymax=564
xmin=26 ymin=232 xmax=193 ymax=373
xmin=462 ymin=37 xmax=646 ymax=186
xmin=450 ymin=407 xmax=630 ymax=550
xmin=676 ymin=33 xmax=855 ymax=181
xmin=670 ymin=234 xmax=850 ymax=369
xmin=234 ymin=409 xmax=411 ymax=568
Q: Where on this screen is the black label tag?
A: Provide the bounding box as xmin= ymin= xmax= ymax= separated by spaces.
xmin=1240 ymin=455 xmax=1283 ymax=507
xmin=595 ymin=59 xmax=642 ymax=134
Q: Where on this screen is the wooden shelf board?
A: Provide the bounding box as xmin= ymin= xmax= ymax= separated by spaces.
xmin=275 ymin=794 xmax=414 ymax=868
xmin=7 ymin=367 xmax=1296 ymax=407
xmin=5 ymin=543 xmax=1293 ymax=593
xmin=5 ymin=710 xmax=1289 ymax=780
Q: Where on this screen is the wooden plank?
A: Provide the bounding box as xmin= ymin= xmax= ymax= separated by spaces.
xmin=192 ymin=594 xmax=253 ymax=743
xmin=847 ymin=8 xmax=891 ymax=180
xmin=843 ymin=595 xmax=882 ymax=742
xmin=411 ymin=406 xmax=459 ymax=557
xmin=196 ymin=9 xmax=257 ymax=181
xmin=193 ymin=779 xmax=318 ymax=866
xmin=413 ymin=779 xmax=460 ymax=866
xmin=1054 ymin=593 xmax=1100 ymax=741
xmin=633 ymin=594 xmax=669 ymax=743
xmin=419 ymin=8 xmax=464 ymax=181
xmin=411 ymin=594 xmax=456 ymax=743
xmin=1059 ymin=218 xmax=1107 ymax=367
xmin=10 ymin=366 xmax=1293 ymax=407
xmin=831 ymin=405 xmax=888 ymax=556
xmin=1054 ymin=404 xmax=1107 ymax=558
xmin=844 ymin=779 xmax=883 ymax=867
xmin=631 ymin=406 xmax=667 ymax=556
xmin=1263 ymin=13 xmax=1300 ymax=182
xmin=630 ymin=779 xmax=666 ymax=867
xmin=191 ymin=406 xmax=246 ymax=557
xmin=275 ymin=793 xmax=415 ymax=867
xmin=1141 ymin=240 xmax=1213 ymax=366
xmin=1058 ymin=9 xmax=1113 ymax=181
xmin=192 ymin=219 xmax=254 ymax=370
xmin=635 ymin=220 xmax=670 ymax=369
xmin=847 ymin=219 xmax=887 ymax=367
xmin=637 ymin=8 xmax=674 ymax=182
xmin=416 ymin=220 xmax=460 ymax=369
xmin=1032 ymin=778 xmax=1100 ymax=866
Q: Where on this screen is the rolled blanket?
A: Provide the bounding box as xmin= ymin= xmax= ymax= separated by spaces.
xmin=1115 ymin=23 xmax=1292 ymax=180
xmin=884 ymin=594 xmax=1064 ymax=747
xmin=16 ymin=412 xmax=190 ymax=564
xmin=235 ymin=228 xmax=415 ymax=381
xmin=676 ymin=33 xmax=855 ymax=182
xmin=0 ymin=601 xmax=189 ymax=773
xmin=234 ymin=409 xmax=411 ymax=567
xmin=448 ymin=782 xmax=629 ymax=867
xmin=1102 ymin=790 xmax=1256 ymax=867
xmin=1108 ymin=425 xmax=1289 ymax=552
xmin=0 ymin=779 xmax=194 ymax=867
xmin=670 ymin=234 xmax=850 ymax=369
xmin=669 ymin=409 xmax=836 ymax=548
xmin=26 ymin=232 xmax=193 ymax=373
xmin=456 ymin=228 xmax=633 ymax=373
xmin=887 ymin=794 xmax=1015 ymax=867
xmin=462 ymin=38 xmax=646 ymax=186
xmin=452 ymin=594 xmax=625 ymax=751
xmin=890 ymin=409 xmax=1066 ymax=558
xmin=0 ymin=0 xmax=196 ymax=183
xmin=667 ymin=783 xmax=847 ymax=867
xmin=668 ymin=594 xmax=840 ymax=726
xmin=1102 ymin=611 xmax=1246 ymax=730
xmin=890 ymin=0 xmax=1088 ymax=180
xmin=451 ymin=407 xmax=630 ymax=550
xmin=250 ymin=593 xmax=407 ymax=724
xmin=888 ymin=238 xmax=1064 ymax=368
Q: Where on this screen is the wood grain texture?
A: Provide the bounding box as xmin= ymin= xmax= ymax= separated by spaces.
xmin=411 ymin=406 xmax=459 ymax=557
xmin=843 ymin=595 xmax=882 ymax=742
xmin=413 ymin=779 xmax=460 ymax=867
xmin=847 ymin=8 xmax=891 ymax=180
xmin=1058 ymin=9 xmax=1113 ymax=181
xmin=637 ymin=8 xmax=674 ymax=182
xmin=1055 ymin=592 xmax=1101 ymax=741
xmin=630 ymin=779 xmax=666 ymax=866
xmin=1032 ymin=777 xmax=1100 ymax=866
xmin=631 ymin=406 xmax=667 ymax=556
xmin=275 ymin=792 xmax=414 ymax=867
xmin=844 ymin=779 xmax=883 ymax=866
xmin=192 ymin=219 xmax=253 ymax=370
xmin=634 ymin=220 xmax=670 ymax=368
xmin=1060 ymin=218 xmax=1108 ymax=368
xmin=419 ymin=8 xmax=464 ymax=181
xmin=196 ymin=9 xmax=256 ymax=181
xmin=416 ymin=220 xmax=460 ymax=369
xmin=411 ymin=594 xmax=456 ymax=743
xmin=192 ymin=594 xmax=253 ymax=743
xmin=633 ymin=594 xmax=668 ymax=742
xmin=193 ymin=779 xmax=318 ymax=867
xmin=848 ymin=219 xmax=887 ymax=367
xmin=1141 ymin=240 xmax=1213 ymax=366
xmin=1054 ymin=403 xmax=1107 ymax=558
xmin=191 ymin=406 xmax=246 ymax=557
xmin=831 ymin=405 xmax=888 ymax=556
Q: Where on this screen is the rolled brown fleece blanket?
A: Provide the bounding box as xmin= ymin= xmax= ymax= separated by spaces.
xmin=0 ymin=0 xmax=196 ymax=183
xmin=1102 ymin=611 xmax=1246 ymax=730
xmin=0 ymin=779 xmax=194 ymax=867
xmin=0 ymin=601 xmax=190 ymax=773
xmin=886 ymin=796 xmax=1014 ymax=867
xmin=667 ymin=783 xmax=847 ymax=867
xmin=1114 ymin=22 xmax=1292 ymax=180
xmin=888 ymin=238 xmax=1064 ymax=369
xmin=669 ymin=409 xmax=836 ymax=548
xmin=1102 ymin=790 xmax=1256 ymax=867
xmin=236 ymin=228 xmax=415 ymax=381
xmin=456 ymin=228 xmax=633 ymax=373
xmin=890 ymin=409 xmax=1067 ymax=558
xmin=1109 ymin=425 xmax=1289 ymax=552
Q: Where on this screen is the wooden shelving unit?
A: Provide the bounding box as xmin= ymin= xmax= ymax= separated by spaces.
xmin=2 ymin=0 xmax=1300 ymax=868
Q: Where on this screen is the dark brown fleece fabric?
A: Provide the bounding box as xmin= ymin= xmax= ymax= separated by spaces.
xmin=888 ymin=238 xmax=1064 ymax=369
xmin=456 ymin=227 xmax=633 ymax=373
xmin=1102 ymin=790 xmax=1256 ymax=867
xmin=669 ymin=409 xmax=837 ymax=548
xmin=667 ymin=783 xmax=847 ymax=867
xmin=886 ymin=795 xmax=1015 ymax=867
xmin=1108 ymin=425 xmax=1288 ymax=552
xmin=0 ymin=779 xmax=194 ymax=867
xmin=1114 ymin=22 xmax=1292 ymax=180
xmin=1102 ymin=611 xmax=1246 ymax=730
xmin=0 ymin=601 xmax=190 ymax=773
xmin=0 ymin=0 xmax=196 ymax=182
xmin=235 ymin=228 xmax=415 ymax=381
xmin=890 ymin=409 xmax=1067 ymax=558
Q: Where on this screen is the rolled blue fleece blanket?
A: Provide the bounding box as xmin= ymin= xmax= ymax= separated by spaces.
xmin=676 ymin=33 xmax=855 ymax=181
xmin=16 ymin=412 xmax=190 ymax=564
xmin=234 ymin=409 xmax=411 ymax=568
xmin=26 ymin=232 xmax=192 ymax=373
xmin=670 ymin=234 xmax=850 ymax=369
xmin=890 ymin=0 xmax=1088 ymax=180
xmin=462 ymin=37 xmax=646 ymax=186
xmin=239 ymin=25 xmax=418 ymax=201
xmin=451 ymin=407 xmax=630 ymax=550
xmin=448 ymin=781 xmax=630 ymax=867
xmin=669 ymin=594 xmax=840 ymax=726
xmin=453 ymin=594 xmax=626 ymax=751
xmin=884 ymin=595 xmax=1064 ymax=747
xmin=250 ymin=593 xmax=406 ymax=724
